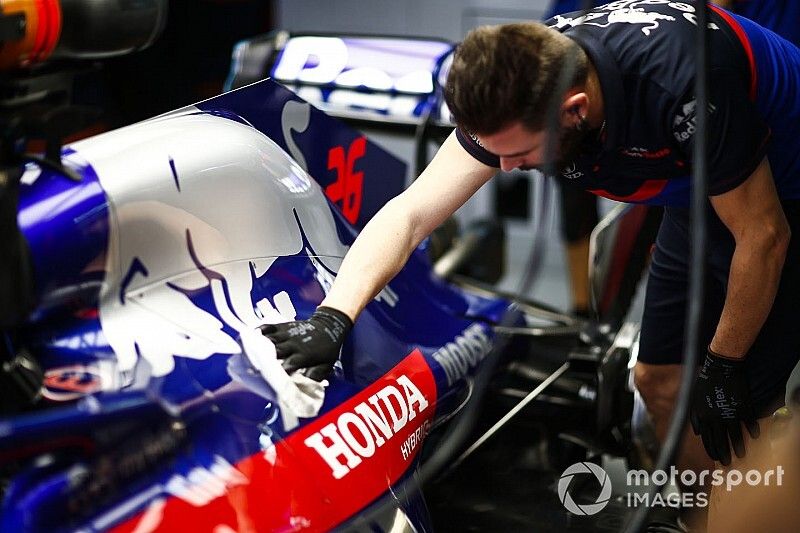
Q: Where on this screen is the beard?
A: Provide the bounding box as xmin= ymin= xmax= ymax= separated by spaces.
xmin=555 ymin=123 xmax=592 ymax=171
xmin=521 ymin=122 xmax=594 ymax=174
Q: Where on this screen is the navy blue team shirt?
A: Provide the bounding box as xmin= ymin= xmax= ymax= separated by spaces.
xmin=547 ymin=0 xmax=800 ymax=48
xmin=456 ymin=3 xmax=800 ymax=207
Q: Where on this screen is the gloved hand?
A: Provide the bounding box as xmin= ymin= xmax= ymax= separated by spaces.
xmin=690 ymin=347 xmax=759 ymax=466
xmin=259 ymin=306 xmax=353 ymax=381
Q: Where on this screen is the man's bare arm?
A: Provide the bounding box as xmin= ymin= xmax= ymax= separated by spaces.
xmin=709 ymin=158 xmax=791 ymax=358
xmin=320 ymin=130 xmax=496 ymax=321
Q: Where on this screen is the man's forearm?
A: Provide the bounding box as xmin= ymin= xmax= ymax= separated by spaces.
xmin=320 ymin=197 xmax=419 ymax=321
xmin=317 ymin=130 xmax=496 ymax=323
xmin=710 ymin=233 xmax=789 ymax=358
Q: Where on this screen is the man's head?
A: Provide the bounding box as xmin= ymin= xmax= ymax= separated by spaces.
xmin=445 ymin=22 xmax=593 ymax=171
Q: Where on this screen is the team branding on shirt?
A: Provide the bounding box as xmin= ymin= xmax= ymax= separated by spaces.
xmin=561 ymin=162 xmax=585 ymax=180
xmin=548 ymin=1 xmax=720 ymax=36
xmin=468 ymin=131 xmax=487 ymax=148
xmin=304 ymin=372 xmax=431 ymax=479
xmin=619 ymin=147 xmax=672 ymax=159
xmin=672 ymin=99 xmax=717 ymax=143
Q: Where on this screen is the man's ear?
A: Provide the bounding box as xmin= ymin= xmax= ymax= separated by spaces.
xmin=560 ymin=93 xmax=589 ymax=128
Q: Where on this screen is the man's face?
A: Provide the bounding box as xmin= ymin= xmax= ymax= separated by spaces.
xmin=479 ymin=120 xmax=590 ymax=173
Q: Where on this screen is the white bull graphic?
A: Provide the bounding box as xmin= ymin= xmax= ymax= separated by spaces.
xmin=549 ymin=2 xmax=720 ymax=36
xmin=604 ymin=8 xmax=676 ymax=35
xmin=70 ymin=110 xmax=352 ymax=383
xmin=551 ymin=8 xmax=675 ymax=36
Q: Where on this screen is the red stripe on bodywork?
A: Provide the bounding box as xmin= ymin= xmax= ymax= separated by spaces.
xmin=589 ymin=179 xmax=667 ymax=203
xmin=113 ymin=350 xmax=437 ymax=532
xmin=709 ymin=3 xmax=757 ymax=100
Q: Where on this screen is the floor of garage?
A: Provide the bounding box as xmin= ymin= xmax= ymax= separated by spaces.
xmin=423 ymin=427 xmax=682 ymax=533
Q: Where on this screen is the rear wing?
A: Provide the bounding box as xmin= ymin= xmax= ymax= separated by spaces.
xmin=225 ymin=31 xmax=456 ymax=130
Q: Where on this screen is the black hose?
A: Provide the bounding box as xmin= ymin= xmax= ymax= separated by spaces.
xmin=413 ymin=47 xmax=456 ymax=178
xmin=622 ymin=2 xmax=708 ymax=532
xmin=413 ymin=95 xmax=436 ymax=178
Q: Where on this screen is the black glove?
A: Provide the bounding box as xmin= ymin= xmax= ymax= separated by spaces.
xmin=690 ymin=347 xmax=759 ymax=466
xmin=259 ymin=306 xmax=353 ymax=381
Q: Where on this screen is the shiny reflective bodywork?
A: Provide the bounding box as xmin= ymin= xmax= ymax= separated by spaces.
xmin=2 ymin=79 xmax=510 ymax=532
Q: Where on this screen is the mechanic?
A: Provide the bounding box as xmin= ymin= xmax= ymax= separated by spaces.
xmin=262 ymin=0 xmax=800 ymax=518
xmin=546 ymin=0 xmax=800 ymax=320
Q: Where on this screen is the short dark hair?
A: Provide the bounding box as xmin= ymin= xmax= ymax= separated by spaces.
xmin=445 ymin=22 xmax=588 ymax=135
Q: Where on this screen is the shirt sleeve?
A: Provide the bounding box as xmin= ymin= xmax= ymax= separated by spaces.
xmin=455 ymin=127 xmax=501 ymax=168
xmin=669 ymin=67 xmax=770 ymax=196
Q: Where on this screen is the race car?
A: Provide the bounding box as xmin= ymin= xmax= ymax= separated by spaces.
xmin=0 ymin=9 xmax=650 ymax=531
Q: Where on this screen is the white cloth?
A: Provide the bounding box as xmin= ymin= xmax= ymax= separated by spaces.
xmin=239 ymin=328 xmax=327 ymax=431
